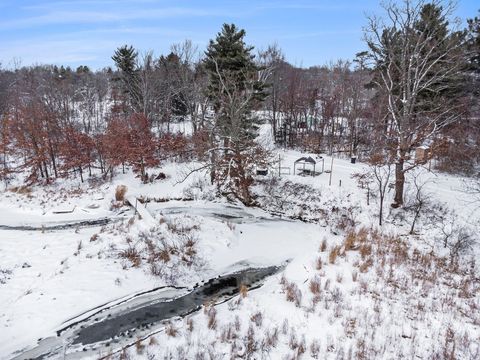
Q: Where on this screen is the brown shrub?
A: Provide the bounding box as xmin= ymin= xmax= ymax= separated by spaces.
xmin=309 ymin=275 xmax=321 ymax=295
xmin=359 ymin=257 xmax=373 ymax=273
xmin=320 ymin=238 xmax=327 ymax=252
xmin=120 ymin=246 xmax=141 ymax=267
xmin=265 ymin=327 xmax=279 ymax=348
xmin=240 ymin=284 xmax=248 ymax=298
xmin=186 ymin=317 xmax=194 ymax=332
xmin=10 ymin=186 xmax=32 ymax=195
xmin=284 ymin=281 xmax=302 ymax=307
xmin=135 ymin=339 xmax=145 ymax=354
xmin=207 ymin=307 xmax=217 ymax=329
xmin=329 ymin=245 xmax=341 ymax=264
xmin=344 ymin=231 xmax=356 ymax=251
xmin=357 ymin=227 xmax=369 ymax=243
xmin=115 ymin=185 xmax=128 ymax=202
xmin=250 ymin=312 xmax=263 ymax=327
xmin=359 ymin=243 xmax=372 ymax=260
xmin=165 ymin=322 xmax=178 ymax=337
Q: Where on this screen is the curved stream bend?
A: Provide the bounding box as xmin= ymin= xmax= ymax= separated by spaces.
xmin=14 ymin=265 xmax=282 ymax=360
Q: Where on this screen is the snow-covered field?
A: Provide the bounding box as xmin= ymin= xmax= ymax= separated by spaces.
xmin=1 ymin=135 xmax=479 ymax=359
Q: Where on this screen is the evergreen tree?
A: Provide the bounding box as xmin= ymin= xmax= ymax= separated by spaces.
xmin=111 ymin=45 xmax=141 ymax=114
xmin=158 ymin=52 xmax=188 ymax=118
xmin=204 ymin=23 xmax=266 ymax=142
xmin=203 ymin=24 xmax=269 ymax=205
xmin=467 ymin=11 xmax=480 ymax=93
xmin=413 ymin=3 xmax=467 ymax=111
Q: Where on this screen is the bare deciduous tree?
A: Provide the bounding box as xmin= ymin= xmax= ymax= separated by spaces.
xmin=404 ymin=172 xmax=432 ymax=234
xmin=365 ymin=0 xmax=467 ymax=207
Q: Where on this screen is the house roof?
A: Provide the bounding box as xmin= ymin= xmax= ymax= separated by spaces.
xmin=294 ymin=156 xmax=316 ymax=164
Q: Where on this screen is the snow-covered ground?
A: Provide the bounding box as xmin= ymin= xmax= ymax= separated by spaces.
xmin=1 ymin=130 xmax=479 ymax=359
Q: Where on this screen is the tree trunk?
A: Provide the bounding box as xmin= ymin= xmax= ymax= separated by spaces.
xmin=43 ymin=161 xmax=49 ymax=180
xmin=210 ymin=151 xmax=216 ymax=185
xmin=379 ymin=194 xmax=384 ymax=226
xmin=393 ymin=159 xmax=405 ymax=207
xmin=50 ymin=150 xmax=58 ymax=178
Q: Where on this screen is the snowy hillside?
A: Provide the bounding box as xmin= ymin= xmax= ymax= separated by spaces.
xmin=1 ymin=127 xmax=478 ymax=359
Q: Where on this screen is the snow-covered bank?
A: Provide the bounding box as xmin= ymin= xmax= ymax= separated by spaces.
xmin=1 ymin=144 xmax=479 ymax=359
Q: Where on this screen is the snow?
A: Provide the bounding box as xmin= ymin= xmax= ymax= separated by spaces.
xmin=1 ymin=126 xmax=479 ymax=359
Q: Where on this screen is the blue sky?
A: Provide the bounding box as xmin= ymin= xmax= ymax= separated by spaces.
xmin=0 ymin=0 xmax=478 ymax=69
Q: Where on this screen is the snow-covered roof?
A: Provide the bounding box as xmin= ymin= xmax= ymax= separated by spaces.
xmin=294 ymin=156 xmax=316 ymax=164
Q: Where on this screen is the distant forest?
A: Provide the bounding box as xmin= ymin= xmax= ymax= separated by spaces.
xmin=0 ymin=2 xmax=478 ymax=205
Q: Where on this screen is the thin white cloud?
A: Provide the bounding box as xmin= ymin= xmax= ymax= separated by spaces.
xmin=0 ymin=6 xmax=227 ymax=30
xmin=0 ymin=38 xmax=117 ymax=65
xmin=22 ymin=0 xmax=158 ymax=10
xmin=0 ymin=23 xmax=209 ymax=67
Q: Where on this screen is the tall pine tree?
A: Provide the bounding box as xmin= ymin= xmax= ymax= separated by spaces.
xmin=112 ymin=45 xmax=141 ymax=114
xmin=203 ymin=24 xmax=269 ymax=205
xmin=467 ymin=10 xmax=480 ymax=94
xmin=204 ymin=23 xmax=266 ymax=143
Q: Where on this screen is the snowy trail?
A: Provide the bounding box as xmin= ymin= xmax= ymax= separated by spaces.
xmin=125 ymin=196 xmax=155 ymax=225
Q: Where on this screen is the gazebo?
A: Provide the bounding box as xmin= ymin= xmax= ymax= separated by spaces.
xmin=294 ymin=156 xmax=324 ymax=176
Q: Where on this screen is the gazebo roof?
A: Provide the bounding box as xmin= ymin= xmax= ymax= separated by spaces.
xmin=294 ymin=156 xmax=316 ymax=164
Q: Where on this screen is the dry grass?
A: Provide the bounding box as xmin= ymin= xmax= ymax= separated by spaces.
xmin=320 ymin=238 xmax=327 ymax=252
xmin=120 ymin=246 xmax=141 ymax=267
xmin=186 ymin=317 xmax=194 ymax=332
xmin=359 ymin=243 xmax=372 ymax=259
xmin=283 ymin=279 xmax=302 ymax=307
xmin=310 ymin=339 xmax=320 ymax=359
xmin=240 ymin=283 xmax=248 ymax=298
xmin=165 ymin=322 xmax=178 ymax=337
xmin=265 ymin=327 xmax=279 ymax=348
xmin=206 ymin=306 xmax=217 ymax=330
xmin=328 ymin=245 xmax=341 ymax=264
xmin=250 ymin=311 xmax=263 ymax=327
xmin=359 ymin=257 xmax=373 ymax=273
xmin=122 ymin=226 xmax=480 ymax=360
xmin=309 ymin=275 xmax=321 ymax=295
xmin=336 ymin=272 xmax=343 ymax=283
xmin=352 ymin=270 xmax=358 ymax=282
xmin=135 ymin=339 xmax=145 ymax=354
xmin=344 ymin=231 xmax=356 ymax=251
xmin=10 ymin=186 xmax=32 ymax=195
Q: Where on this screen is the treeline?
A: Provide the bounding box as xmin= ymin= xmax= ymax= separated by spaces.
xmin=0 ymin=1 xmax=478 ymax=205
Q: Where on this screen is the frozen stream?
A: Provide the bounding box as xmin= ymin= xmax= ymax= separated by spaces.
xmin=6 ymin=202 xmax=305 ymax=360
xmin=12 ymin=265 xmax=282 ymax=360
